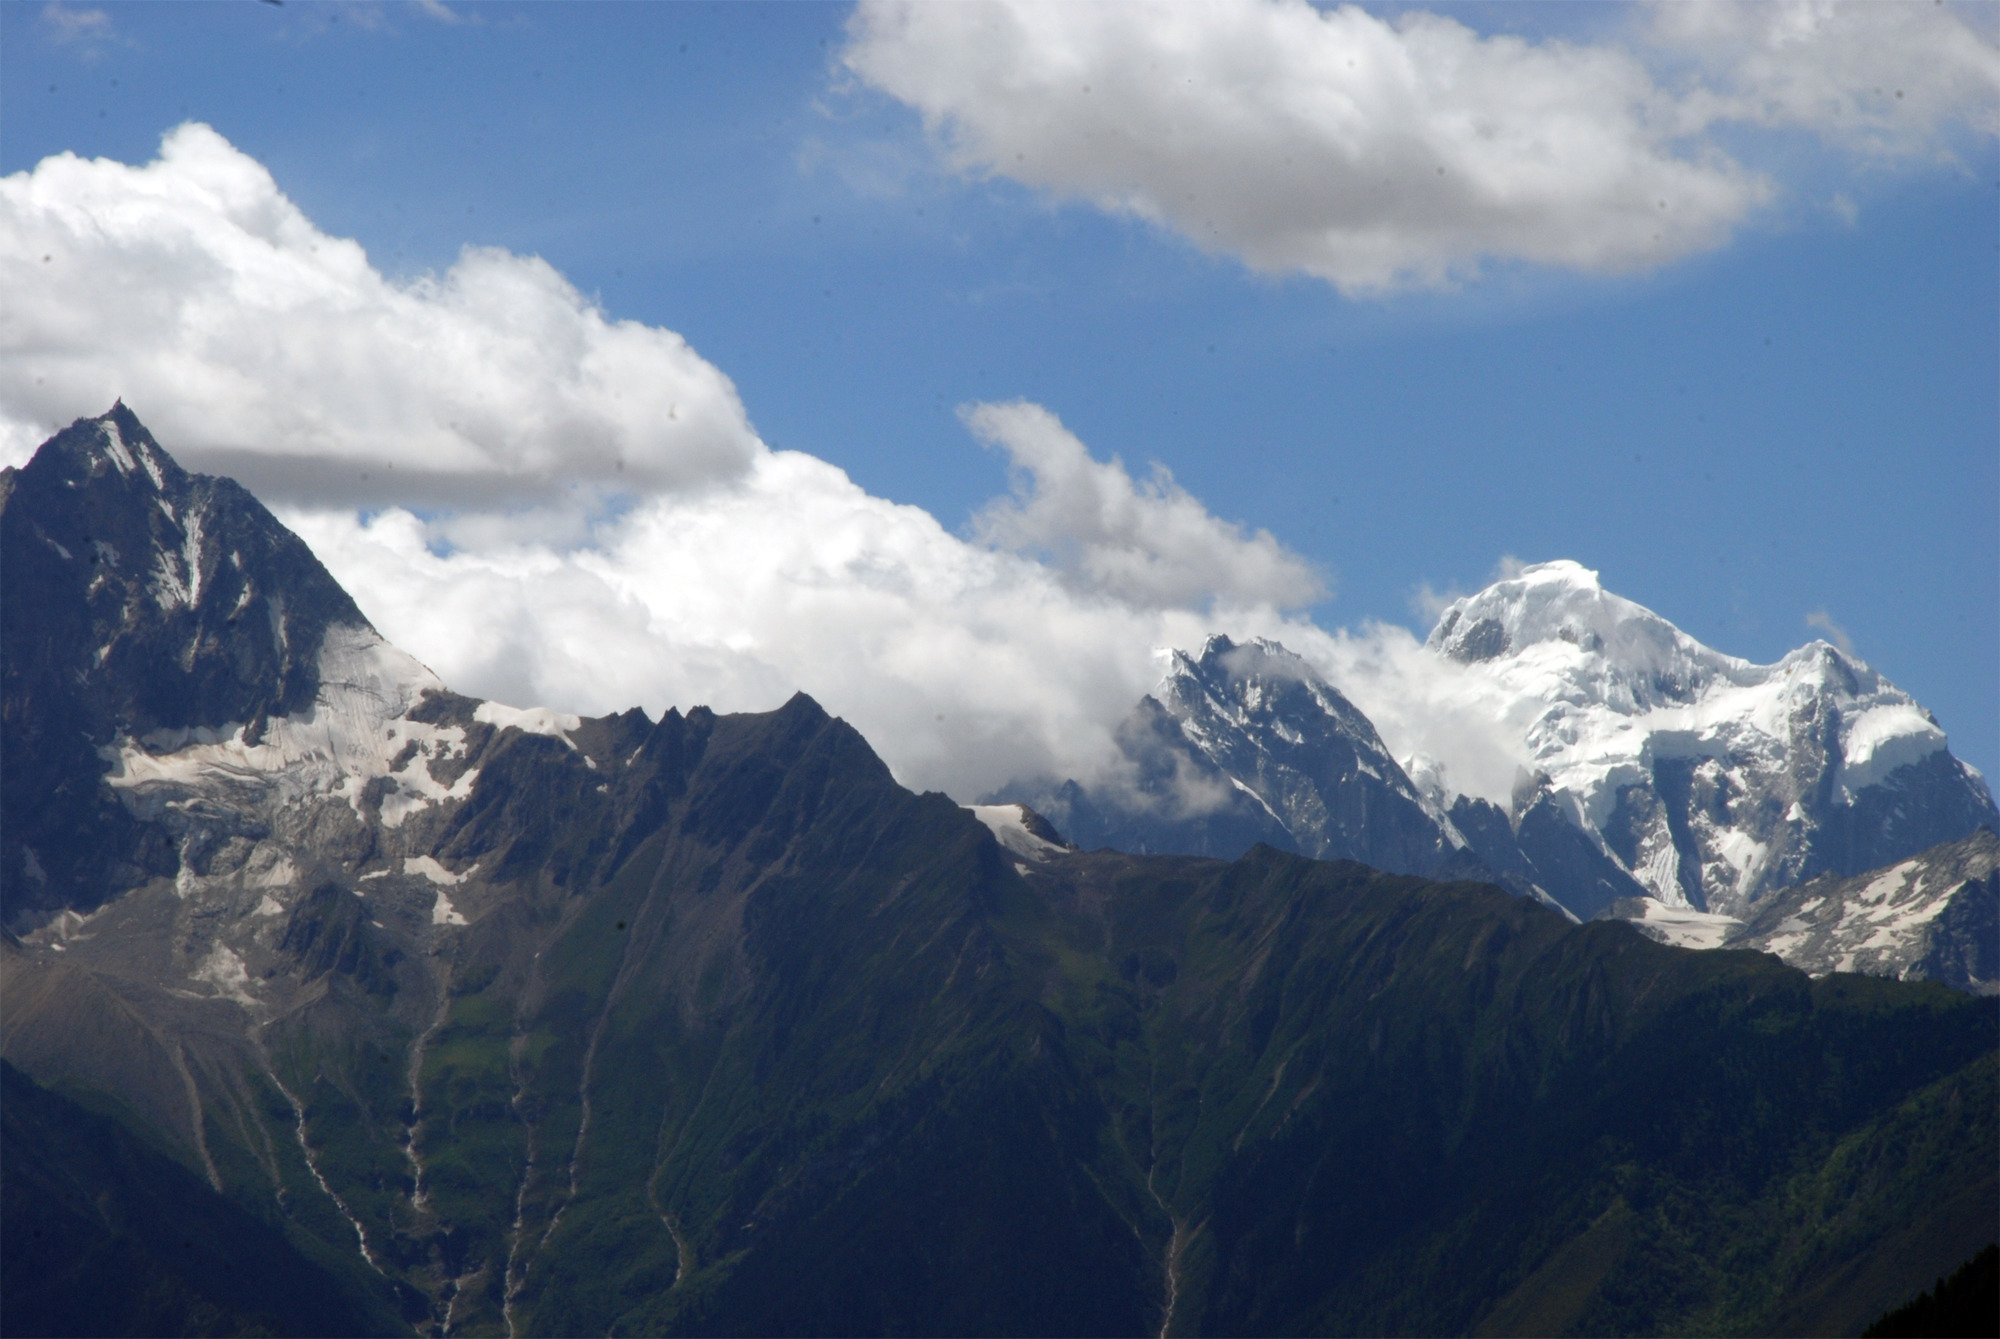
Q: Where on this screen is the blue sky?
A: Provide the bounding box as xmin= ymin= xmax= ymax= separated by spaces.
xmin=3 ymin=0 xmax=1995 ymax=792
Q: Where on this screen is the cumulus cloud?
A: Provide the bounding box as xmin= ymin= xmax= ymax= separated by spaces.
xmin=966 ymin=401 xmax=1322 ymax=611
xmin=282 ymin=454 xmax=1261 ymax=800
xmin=842 ymin=0 xmax=1996 ymax=293
xmin=0 ymin=124 xmax=760 ymax=513
xmin=3 ymin=127 xmax=1321 ymax=800
xmin=843 ymin=0 xmax=1768 ymax=292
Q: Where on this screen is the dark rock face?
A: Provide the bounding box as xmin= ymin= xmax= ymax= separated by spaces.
xmin=1000 ymin=636 xmax=1468 ymax=879
xmin=1029 ymin=694 xmax=1295 ymax=859
xmin=2 ymin=405 xmax=365 ymax=923
xmin=1819 ymin=751 xmax=2000 ymax=888
xmin=1433 ymin=610 xmax=1511 ymax=662
xmin=280 ymin=880 xmax=406 ymax=999
xmin=1511 ymin=785 xmax=1654 ymax=921
xmin=1451 ymin=789 xmax=1652 ymax=922
xmin=1448 ymin=795 xmax=1544 ymax=889
xmin=1916 ymin=865 xmax=2000 ymax=991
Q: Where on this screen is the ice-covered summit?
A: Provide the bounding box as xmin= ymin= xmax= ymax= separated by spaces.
xmin=1417 ymin=562 xmax=1994 ymax=917
xmin=1428 ymin=560 xmax=1746 ymax=707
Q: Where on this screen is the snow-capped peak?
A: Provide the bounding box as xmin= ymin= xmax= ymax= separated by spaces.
xmin=1412 ymin=561 xmax=1994 ymax=915
xmin=1156 ymin=636 xmax=1399 ymax=766
xmin=1427 ymin=560 xmax=1752 ymax=712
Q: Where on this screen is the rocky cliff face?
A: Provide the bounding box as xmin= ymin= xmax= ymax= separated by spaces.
xmin=997 ymin=636 xmax=1497 ymax=880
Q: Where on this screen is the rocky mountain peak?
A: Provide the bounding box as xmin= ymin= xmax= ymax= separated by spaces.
xmin=1153 ymin=634 xmax=1437 ymax=823
xmin=996 ymin=631 xmax=1475 ymax=882
xmin=44 ymin=402 xmax=185 ymax=493
xmin=2 ymin=407 xmax=373 ymax=918
xmin=4 ymin=405 xmax=370 ymax=726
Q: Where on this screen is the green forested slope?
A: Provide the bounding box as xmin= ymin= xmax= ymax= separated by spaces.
xmin=0 ymin=1060 xmax=409 ymax=1338
xmin=6 ymin=694 xmax=1994 ymax=1336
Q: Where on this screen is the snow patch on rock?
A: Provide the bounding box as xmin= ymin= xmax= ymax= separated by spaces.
xmin=1626 ymin=901 xmax=1743 ymax=951
xmin=98 ymin=417 xmax=136 ymax=474
xmin=105 ymin=624 xmax=466 ymax=821
xmin=970 ymin=804 xmax=1066 ymax=862
xmin=474 ymin=700 xmax=581 ymax=748
xmin=195 ymin=943 xmax=257 ymax=1006
xmin=406 ymin=855 xmax=474 ymax=887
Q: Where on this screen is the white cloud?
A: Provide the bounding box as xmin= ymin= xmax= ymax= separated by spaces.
xmin=1236 ymin=618 xmax=1537 ymax=809
xmin=843 ymin=0 xmax=1770 ymax=293
xmin=842 ymin=0 xmax=1997 ymax=293
xmin=0 ymin=124 xmax=760 ymax=513
xmin=413 ymin=0 xmax=476 ymax=26
xmin=1647 ymin=0 xmax=2000 ymax=156
xmin=40 ymin=3 xmax=120 ymax=47
xmin=4 ymin=127 xmax=1320 ymax=801
xmin=281 ymin=453 xmax=1262 ymax=800
xmin=966 ymin=400 xmax=1322 ymax=611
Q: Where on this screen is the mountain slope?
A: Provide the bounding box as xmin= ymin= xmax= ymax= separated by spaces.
xmin=990 ymin=845 xmax=1997 ymax=1338
xmin=1618 ymin=828 xmax=1999 ymax=994
xmin=1 ymin=1058 xmax=406 ymax=1339
xmin=1727 ymin=827 xmax=1998 ymax=991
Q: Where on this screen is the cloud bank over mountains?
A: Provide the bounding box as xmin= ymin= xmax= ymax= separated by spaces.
xmin=844 ymin=0 xmax=1998 ymax=292
xmin=7 ymin=0 xmax=1990 ymax=806
xmin=2 ymin=125 xmax=1333 ymax=799
xmin=1 ymin=123 xmax=761 ymax=516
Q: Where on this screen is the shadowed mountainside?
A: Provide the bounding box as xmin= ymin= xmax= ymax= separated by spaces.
xmin=0 ymin=1059 xmax=405 ymax=1339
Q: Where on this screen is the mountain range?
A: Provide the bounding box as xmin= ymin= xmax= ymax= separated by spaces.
xmin=1000 ymin=576 xmax=1996 ymax=991
xmin=2 ymin=407 xmax=1995 ymax=1338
